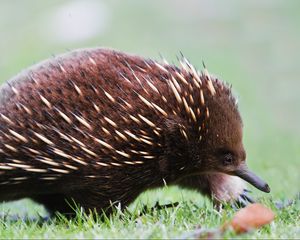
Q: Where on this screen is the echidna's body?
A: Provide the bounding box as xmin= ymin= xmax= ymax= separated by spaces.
xmin=0 ymin=48 xmax=269 ymax=216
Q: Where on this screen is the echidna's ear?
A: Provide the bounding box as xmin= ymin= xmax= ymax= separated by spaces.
xmin=165 ymin=118 xmax=181 ymax=135
xmin=164 ymin=118 xmax=188 ymax=153
xmin=159 ymin=118 xmax=188 ymax=174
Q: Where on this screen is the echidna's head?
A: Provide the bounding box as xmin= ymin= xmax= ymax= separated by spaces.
xmin=163 ymin=67 xmax=269 ymax=193
xmin=190 ymin=79 xmax=270 ymax=193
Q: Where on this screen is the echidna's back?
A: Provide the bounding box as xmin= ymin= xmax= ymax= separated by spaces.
xmin=0 ymin=48 xmax=167 ymax=203
xmin=0 ymin=49 xmax=132 ymax=197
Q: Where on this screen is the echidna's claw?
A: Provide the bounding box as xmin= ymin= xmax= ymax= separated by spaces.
xmin=232 ymin=189 xmax=255 ymax=209
xmin=241 ymin=189 xmax=255 ymax=203
xmin=234 ymin=196 xmax=248 ymax=208
xmin=243 ymin=188 xmax=252 ymax=193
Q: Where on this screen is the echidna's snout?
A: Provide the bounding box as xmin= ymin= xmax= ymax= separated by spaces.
xmin=233 ymin=163 xmax=270 ymax=193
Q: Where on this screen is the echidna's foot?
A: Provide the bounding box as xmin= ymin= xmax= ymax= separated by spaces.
xmin=139 ymin=201 xmax=180 ymax=216
xmin=177 ymin=173 xmax=255 ymax=210
xmin=210 ymin=174 xmax=255 ymax=209
xmin=232 ymin=189 xmax=255 ymax=209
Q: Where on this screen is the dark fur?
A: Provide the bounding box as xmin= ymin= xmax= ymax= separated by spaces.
xmin=0 ymin=48 xmax=247 ymax=216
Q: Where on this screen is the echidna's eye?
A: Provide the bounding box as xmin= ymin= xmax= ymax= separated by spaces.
xmin=223 ymin=153 xmax=233 ymax=166
xmin=217 ymin=148 xmax=234 ymax=166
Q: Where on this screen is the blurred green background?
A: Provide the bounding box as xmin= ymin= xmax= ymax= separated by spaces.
xmin=0 ymin=0 xmax=299 ymax=216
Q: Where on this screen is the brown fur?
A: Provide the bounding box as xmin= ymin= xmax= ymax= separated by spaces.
xmin=0 ymin=48 xmax=261 ymax=216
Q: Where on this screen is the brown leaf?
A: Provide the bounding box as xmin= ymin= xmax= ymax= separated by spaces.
xmin=225 ymin=203 xmax=275 ymax=234
xmin=179 ymin=203 xmax=275 ymax=239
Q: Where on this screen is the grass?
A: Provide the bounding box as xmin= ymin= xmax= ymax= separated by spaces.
xmin=0 ymin=196 xmax=299 ymax=238
xmin=0 ymin=0 xmax=299 ymax=238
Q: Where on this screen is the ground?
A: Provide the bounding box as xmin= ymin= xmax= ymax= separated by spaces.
xmin=0 ymin=0 xmax=299 ymax=238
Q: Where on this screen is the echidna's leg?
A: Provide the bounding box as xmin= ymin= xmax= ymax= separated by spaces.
xmin=32 ymin=194 xmax=76 ymax=218
xmin=178 ymin=173 xmax=253 ymax=207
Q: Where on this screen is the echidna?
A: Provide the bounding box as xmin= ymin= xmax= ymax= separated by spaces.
xmin=0 ymin=48 xmax=270 ymax=217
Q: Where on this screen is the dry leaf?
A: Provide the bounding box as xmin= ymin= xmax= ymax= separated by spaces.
xmin=179 ymin=203 xmax=275 ymax=239
xmin=226 ymin=203 xmax=275 ymax=234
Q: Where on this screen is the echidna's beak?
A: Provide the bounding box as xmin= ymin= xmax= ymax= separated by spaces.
xmin=234 ymin=164 xmax=270 ymax=193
